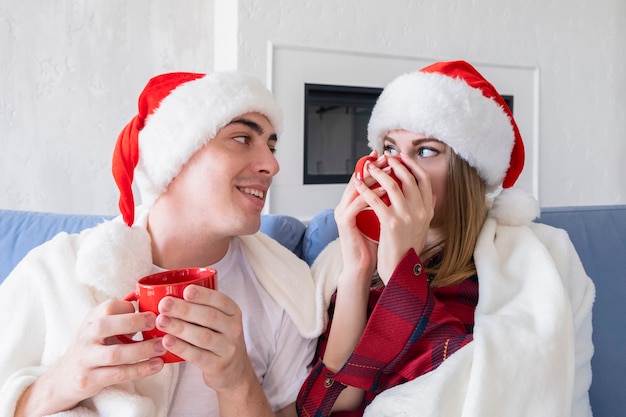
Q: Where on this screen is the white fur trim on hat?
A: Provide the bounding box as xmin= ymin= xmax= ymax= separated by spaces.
xmin=135 ymin=71 xmax=283 ymax=207
xmin=368 ymin=71 xmax=515 ymax=192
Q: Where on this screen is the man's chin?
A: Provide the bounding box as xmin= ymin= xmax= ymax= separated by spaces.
xmin=238 ymin=218 xmax=262 ymax=236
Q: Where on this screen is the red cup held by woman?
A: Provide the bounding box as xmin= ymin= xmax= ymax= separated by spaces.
xmin=354 ymin=155 xmax=404 ymax=243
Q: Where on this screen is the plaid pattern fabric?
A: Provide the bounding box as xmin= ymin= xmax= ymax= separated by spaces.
xmin=297 ymin=250 xmax=478 ymax=417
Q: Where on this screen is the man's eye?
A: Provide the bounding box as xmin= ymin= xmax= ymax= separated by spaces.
xmin=233 ymin=136 xmax=249 ymax=144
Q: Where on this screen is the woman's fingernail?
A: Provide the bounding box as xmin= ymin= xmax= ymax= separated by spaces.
xmin=353 ymin=177 xmax=362 ymax=186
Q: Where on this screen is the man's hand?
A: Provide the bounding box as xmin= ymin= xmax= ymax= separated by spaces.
xmin=156 ymin=285 xmax=278 ymax=416
xmin=16 ymin=299 xmax=165 ymax=417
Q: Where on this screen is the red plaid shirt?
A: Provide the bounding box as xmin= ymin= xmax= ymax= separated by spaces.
xmin=296 ymin=249 xmax=478 ymax=417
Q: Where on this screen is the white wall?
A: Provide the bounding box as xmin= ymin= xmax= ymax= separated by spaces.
xmin=0 ymin=0 xmax=214 ymax=215
xmin=1 ymin=0 xmax=624 ymax=218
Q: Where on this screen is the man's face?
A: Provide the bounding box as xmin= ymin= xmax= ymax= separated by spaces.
xmin=161 ymin=112 xmax=279 ymax=238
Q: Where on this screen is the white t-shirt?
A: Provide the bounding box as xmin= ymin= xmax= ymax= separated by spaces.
xmin=168 ymin=237 xmax=315 ymax=416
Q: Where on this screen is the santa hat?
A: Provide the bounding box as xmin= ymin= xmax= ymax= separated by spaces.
xmin=368 ymin=60 xmax=538 ymax=225
xmin=112 ymin=71 xmax=283 ymax=227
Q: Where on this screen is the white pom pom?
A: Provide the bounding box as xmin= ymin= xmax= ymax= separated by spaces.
xmin=76 ymin=218 xmax=152 ymax=299
xmin=488 ymin=186 xmax=540 ymax=226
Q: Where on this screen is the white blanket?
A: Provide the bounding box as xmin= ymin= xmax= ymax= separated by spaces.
xmin=361 ymin=219 xmax=595 ymax=417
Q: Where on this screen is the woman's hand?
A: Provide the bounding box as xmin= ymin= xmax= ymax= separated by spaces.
xmin=16 ymin=300 xmax=165 ymax=417
xmin=321 ymin=158 xmax=394 ymax=412
xmin=334 ymin=152 xmax=388 ymax=283
xmin=352 ymin=153 xmax=435 ymax=283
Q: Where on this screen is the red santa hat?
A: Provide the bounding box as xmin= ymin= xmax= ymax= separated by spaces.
xmin=112 ymin=71 xmax=283 ymax=227
xmin=368 ymin=60 xmax=538 ymax=225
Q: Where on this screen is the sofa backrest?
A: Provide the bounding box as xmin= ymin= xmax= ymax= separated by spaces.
xmin=1 ymin=205 xmax=625 ymax=416
xmin=537 ymin=205 xmax=626 ymax=417
xmin=0 ymin=210 xmax=113 ymax=281
xmin=0 ymin=209 xmax=306 ymax=283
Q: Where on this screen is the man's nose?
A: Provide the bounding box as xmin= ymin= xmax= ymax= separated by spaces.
xmin=256 ymin=147 xmax=280 ymax=176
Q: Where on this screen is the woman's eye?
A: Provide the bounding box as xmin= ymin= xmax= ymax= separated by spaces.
xmin=418 ymin=147 xmax=438 ymax=158
xmin=383 ymin=145 xmax=400 ymax=156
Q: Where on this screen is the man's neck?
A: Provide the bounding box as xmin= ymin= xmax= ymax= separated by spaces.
xmin=147 ymin=214 xmax=230 ymax=270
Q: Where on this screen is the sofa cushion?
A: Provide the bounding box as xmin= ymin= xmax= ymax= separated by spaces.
xmin=538 ymin=205 xmax=626 ymax=417
xmin=0 ymin=210 xmax=112 ymax=281
xmin=0 ymin=209 xmax=306 ymax=283
xmin=259 ymin=213 xmax=307 ymax=257
xmin=301 ymin=208 xmax=338 ymax=266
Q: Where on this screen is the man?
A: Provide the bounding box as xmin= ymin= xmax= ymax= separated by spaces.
xmin=0 ymin=71 xmax=324 ymax=416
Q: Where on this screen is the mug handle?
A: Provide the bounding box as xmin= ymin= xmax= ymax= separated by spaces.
xmin=355 ymin=155 xmax=377 ymax=182
xmin=116 ymin=292 xmax=139 ymax=344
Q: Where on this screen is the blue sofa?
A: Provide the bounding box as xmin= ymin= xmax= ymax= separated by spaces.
xmin=1 ymin=205 xmax=625 ymax=416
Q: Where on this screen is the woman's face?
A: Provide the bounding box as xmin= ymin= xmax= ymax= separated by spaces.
xmin=382 ymin=130 xmax=450 ymax=228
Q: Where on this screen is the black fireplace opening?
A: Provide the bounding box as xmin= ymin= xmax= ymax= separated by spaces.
xmin=303 ymin=83 xmax=382 ymax=184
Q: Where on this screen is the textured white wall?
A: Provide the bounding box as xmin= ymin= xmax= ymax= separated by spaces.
xmin=1 ymin=0 xmax=624 ymax=217
xmin=0 ymin=0 xmax=214 ymax=214
xmin=236 ymin=0 xmax=626 ymax=212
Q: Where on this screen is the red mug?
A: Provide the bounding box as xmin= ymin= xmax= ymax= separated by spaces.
xmin=354 ymin=155 xmax=404 ymax=243
xmin=118 ymin=267 xmax=217 ymax=363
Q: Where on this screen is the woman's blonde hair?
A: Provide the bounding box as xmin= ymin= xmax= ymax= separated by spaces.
xmin=426 ymin=151 xmax=488 ymax=287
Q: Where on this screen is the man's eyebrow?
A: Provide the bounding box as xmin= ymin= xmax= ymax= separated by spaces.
xmin=228 ymin=118 xmax=264 ymax=134
xmin=228 ymin=118 xmax=278 ymax=143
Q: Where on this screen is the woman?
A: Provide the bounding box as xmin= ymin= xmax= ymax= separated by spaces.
xmin=296 ymin=61 xmax=594 ymax=417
